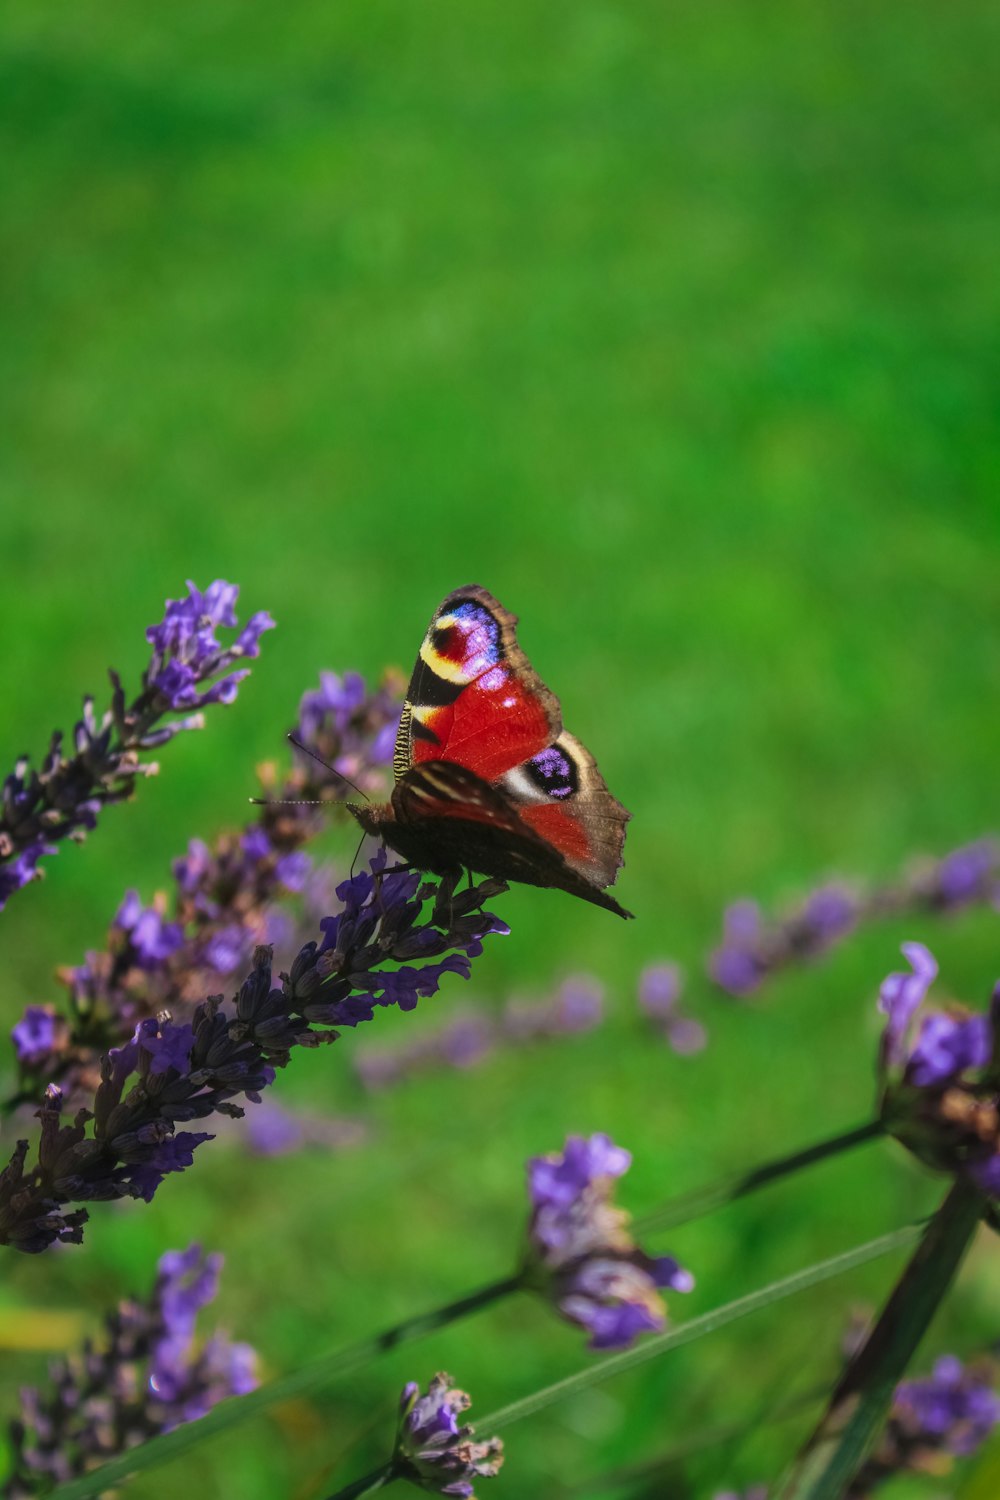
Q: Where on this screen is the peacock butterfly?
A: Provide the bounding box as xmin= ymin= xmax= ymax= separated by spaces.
xmin=348 ymin=585 xmax=633 ymax=918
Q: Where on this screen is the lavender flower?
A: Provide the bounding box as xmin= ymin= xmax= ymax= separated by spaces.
xmin=709 ymin=884 xmax=859 ymax=997
xmin=895 ymin=1355 xmax=1000 ymax=1454
xmin=10 ymin=668 xmax=404 ymax=1109
xmin=707 ymin=838 xmax=1000 ymax=999
xmin=877 ymin=943 xmax=1000 ymax=1197
xmin=114 ymin=891 xmax=185 ymax=970
xmin=848 ymin=1354 xmax=1000 ymax=1495
xmin=0 ymin=580 xmax=273 ymax=912
xmin=708 ymin=900 xmax=768 ymax=996
xmin=292 ymin=668 xmax=403 ymax=802
xmin=909 ymin=837 xmax=1000 ymax=911
xmin=522 ymin=1133 xmax=693 ymax=1350
xmin=713 ymin=1489 xmax=769 ymax=1500
xmin=0 ymin=856 xmax=507 ymax=1252
xmin=242 ymin=1099 xmax=367 ymax=1157
xmin=638 ymin=963 xmax=708 ymax=1054
xmin=353 ymin=974 xmax=604 ymax=1093
xmin=2 ymin=1243 xmax=256 ymax=1496
xmin=393 ymin=1374 xmax=503 ymax=1497
xmin=501 ymin=974 xmax=605 ymax=1042
xmin=11 ymin=1009 xmax=65 ymax=1069
xmin=876 ymin=941 xmax=939 ymax=1080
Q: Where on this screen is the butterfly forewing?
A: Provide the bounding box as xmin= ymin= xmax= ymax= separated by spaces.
xmin=393 ymin=586 xmax=562 ymax=783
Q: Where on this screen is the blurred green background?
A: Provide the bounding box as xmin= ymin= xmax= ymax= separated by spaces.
xmin=2 ymin=2 xmax=999 ymax=1495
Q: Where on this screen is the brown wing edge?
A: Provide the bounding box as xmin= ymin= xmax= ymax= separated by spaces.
xmin=553 ymin=730 xmax=632 ymax=892
xmin=440 ymin=583 xmax=564 ymax=733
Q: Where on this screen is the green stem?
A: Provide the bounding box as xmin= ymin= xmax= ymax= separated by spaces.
xmin=573 ymin=1387 xmax=823 ymax=1493
xmin=49 ymin=1274 xmax=523 ymax=1500
xmin=777 ymin=1178 xmax=985 ymax=1500
xmin=325 ymin=1460 xmax=397 ymax=1500
xmin=635 ymin=1119 xmax=884 ymax=1235
xmin=478 ymin=1221 xmax=922 ymax=1435
xmin=46 ymin=1122 xmax=893 ymax=1499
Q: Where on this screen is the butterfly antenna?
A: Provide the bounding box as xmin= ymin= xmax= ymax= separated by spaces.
xmin=349 ymin=829 xmax=367 ymax=879
xmin=286 ymin=732 xmax=371 ymax=802
xmin=249 ymin=735 xmax=374 ymax=809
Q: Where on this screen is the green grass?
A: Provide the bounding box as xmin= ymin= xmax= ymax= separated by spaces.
xmin=1 ymin=3 xmax=999 ymax=1495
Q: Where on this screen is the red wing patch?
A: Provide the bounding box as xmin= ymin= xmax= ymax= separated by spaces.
xmin=519 ymin=802 xmax=593 ymax=866
xmin=415 ymin=675 xmax=552 ymax=780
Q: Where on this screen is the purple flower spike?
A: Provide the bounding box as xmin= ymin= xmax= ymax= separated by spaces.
xmin=2 ymin=854 xmax=507 ymax=1251
xmin=708 ymin=876 xmax=864 ymax=998
xmin=898 ymin=1357 xmax=1000 ymax=1454
xmin=878 ymin=941 xmax=939 ymax=1064
xmin=638 ymin=963 xmax=682 ymax=1020
xmin=855 ymin=1352 xmax=1000 ymax=1491
xmin=394 ymin=1373 xmax=504 ymax=1497
xmin=708 ymin=901 xmax=767 ymax=996
xmin=524 ymin=1133 xmax=693 ymax=1350
xmin=1 ymin=580 xmax=272 ymax=915
xmin=114 ymin=891 xmax=184 ymax=970
xmin=4 ymin=1242 xmax=257 ymax=1491
xmin=0 ymin=841 xmax=53 ymax=912
xmin=530 ymin=1132 xmax=631 ymax=1217
xmin=293 ymin=668 xmax=404 ymax=802
xmin=639 ymin=963 xmax=708 ymax=1055
xmin=908 ymin=1012 xmax=992 ymax=1088
xmin=877 ymin=943 xmax=1000 ymax=1199
xmin=11 ymin=1007 xmax=63 ymax=1067
xmin=146 ymin=579 xmax=274 ymax=712
xmin=921 ymin=838 xmax=1000 ymax=910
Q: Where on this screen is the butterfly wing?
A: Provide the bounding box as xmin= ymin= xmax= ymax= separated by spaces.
xmin=392 ymin=760 xmax=633 ymax=918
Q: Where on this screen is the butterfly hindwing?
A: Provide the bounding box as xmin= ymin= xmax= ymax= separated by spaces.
xmin=356 ymin=585 xmax=633 ymax=918
xmin=504 ymin=730 xmax=631 ymax=893
xmin=389 ymin=761 xmax=632 ymax=918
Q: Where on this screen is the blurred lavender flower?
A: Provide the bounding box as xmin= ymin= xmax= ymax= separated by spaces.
xmin=11 ymin=1009 xmax=66 ymax=1070
xmin=114 ymin=891 xmax=185 ymax=971
xmin=394 ymin=1373 xmax=503 ymax=1497
xmin=0 ymin=580 xmax=273 ymax=912
xmin=708 ymin=884 xmax=859 ymax=997
xmin=501 ymin=974 xmax=605 ymax=1043
xmin=638 ymin=963 xmax=708 ymax=1055
xmin=877 ymin=942 xmax=1000 ymax=1197
xmin=894 ymin=1355 xmax=1000 ymax=1455
xmin=522 ymin=1133 xmax=693 ymax=1350
xmin=707 ymin=901 xmax=766 ymax=996
xmin=848 ymin=1354 xmax=1000 ymax=1495
xmin=713 ymin=1489 xmax=769 ymax=1500
xmin=707 ymin=838 xmax=1000 ymax=999
xmin=242 ymin=1099 xmax=367 ymax=1157
xmin=0 ymin=856 xmax=507 ymax=1252
xmin=908 ymin=837 xmax=1000 ymax=911
xmin=353 ymin=974 xmax=604 ymax=1093
xmin=10 ymin=669 xmax=403 ymax=1110
xmin=290 ymin=668 xmax=403 ymax=802
xmin=2 ymin=1242 xmax=256 ymax=1496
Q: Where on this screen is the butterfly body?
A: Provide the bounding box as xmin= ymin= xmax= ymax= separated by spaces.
xmin=350 ymin=586 xmax=633 ymax=919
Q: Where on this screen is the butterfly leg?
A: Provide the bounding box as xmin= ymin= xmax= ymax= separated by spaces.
xmin=431 ymin=870 xmax=459 ymax=928
xmin=372 ymin=860 xmax=417 ymax=917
